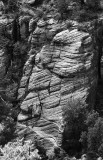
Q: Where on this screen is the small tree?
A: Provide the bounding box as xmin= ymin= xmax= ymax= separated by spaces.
xmin=62 ymin=98 xmax=87 ymax=156
xmin=55 ymin=0 xmax=70 ymax=19
xmin=80 ymin=111 xmax=103 ymax=156
xmin=0 ymin=117 xmax=16 ymax=146
xmin=5 ymin=0 xmax=19 ymax=13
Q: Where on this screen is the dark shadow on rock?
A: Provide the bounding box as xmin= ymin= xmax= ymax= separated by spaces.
xmin=95 ymin=64 xmax=103 ymax=116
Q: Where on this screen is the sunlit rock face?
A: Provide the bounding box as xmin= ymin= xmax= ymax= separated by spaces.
xmin=17 ymin=26 xmax=98 ymax=151
xmin=0 ymin=49 xmax=8 ymax=79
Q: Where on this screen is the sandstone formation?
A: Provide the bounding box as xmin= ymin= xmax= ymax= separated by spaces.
xmin=17 ymin=17 xmax=98 ymax=152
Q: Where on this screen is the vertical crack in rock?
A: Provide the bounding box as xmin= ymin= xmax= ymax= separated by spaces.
xmin=18 ymin=54 xmax=36 ymax=101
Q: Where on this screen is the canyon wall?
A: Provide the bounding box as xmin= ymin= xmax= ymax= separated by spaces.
xmin=16 ymin=17 xmax=98 ymax=151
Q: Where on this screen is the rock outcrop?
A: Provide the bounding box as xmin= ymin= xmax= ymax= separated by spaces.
xmin=17 ymin=17 xmax=98 ymax=151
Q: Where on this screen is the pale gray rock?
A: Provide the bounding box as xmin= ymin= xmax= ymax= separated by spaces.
xmin=17 ymin=27 xmax=98 ymax=152
xmin=22 ymin=0 xmax=35 ymax=5
xmin=18 ymin=55 xmax=34 ymax=100
xmin=0 ymin=49 xmax=8 ymax=79
xmin=37 ymin=19 xmax=47 ymax=27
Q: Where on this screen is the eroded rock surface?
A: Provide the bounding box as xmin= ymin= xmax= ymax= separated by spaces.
xmin=17 ymin=22 xmax=98 ymax=151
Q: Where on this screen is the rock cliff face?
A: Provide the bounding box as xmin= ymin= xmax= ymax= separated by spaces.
xmin=0 ymin=16 xmax=28 ymax=134
xmin=0 ymin=18 xmax=18 ymax=116
xmin=17 ymin=17 xmax=98 ymax=151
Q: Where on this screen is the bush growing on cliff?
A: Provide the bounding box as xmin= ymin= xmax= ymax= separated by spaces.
xmin=55 ymin=0 xmax=70 ymax=19
xmin=0 ymin=102 xmax=17 ymax=146
xmin=5 ymin=0 xmax=19 ymax=13
xmin=80 ymin=111 xmax=103 ymax=157
xmin=62 ymin=98 xmax=87 ymax=156
xmin=77 ymin=9 xmax=98 ymax=22
xmin=0 ymin=117 xmax=16 ymax=146
xmin=0 ymin=138 xmax=70 ymax=160
xmin=0 ymin=139 xmax=42 ymax=160
xmin=62 ymin=96 xmax=103 ymax=157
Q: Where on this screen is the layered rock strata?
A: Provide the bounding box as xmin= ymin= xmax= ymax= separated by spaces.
xmin=17 ymin=18 xmax=98 ymax=151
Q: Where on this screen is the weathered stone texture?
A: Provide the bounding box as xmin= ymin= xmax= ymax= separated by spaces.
xmin=17 ymin=27 xmax=98 ymax=151
xmin=0 ymin=49 xmax=8 ymax=79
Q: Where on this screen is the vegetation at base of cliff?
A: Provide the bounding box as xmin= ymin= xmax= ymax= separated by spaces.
xmin=62 ymin=97 xmax=103 ymax=158
xmin=80 ymin=111 xmax=103 ymax=158
xmin=0 ymin=139 xmax=70 ymax=160
xmin=62 ymin=99 xmax=87 ymax=157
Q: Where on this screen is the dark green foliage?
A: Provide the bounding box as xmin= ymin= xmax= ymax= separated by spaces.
xmin=56 ymin=0 xmax=68 ymax=13
xmin=34 ymin=140 xmax=70 ymax=160
xmin=35 ymin=141 xmax=48 ymax=160
xmin=13 ymin=41 xmax=29 ymax=57
xmin=62 ymin=98 xmax=103 ymax=157
xmin=0 ymin=117 xmax=16 ymax=146
xmin=77 ymin=9 xmax=98 ymax=22
xmin=7 ymin=0 xmax=19 ymax=13
xmin=66 ymin=21 xmax=73 ymax=29
xmin=80 ymin=111 xmax=103 ymax=157
xmin=62 ymin=98 xmax=87 ymax=156
xmin=0 ymin=102 xmax=17 ymax=146
xmin=4 ymin=0 xmax=19 ymax=13
xmin=5 ymin=41 xmax=14 ymax=57
xmin=55 ymin=0 xmax=70 ymax=19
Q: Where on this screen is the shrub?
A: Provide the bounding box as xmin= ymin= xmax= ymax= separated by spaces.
xmin=7 ymin=0 xmax=19 ymax=13
xmin=77 ymin=9 xmax=98 ymax=22
xmin=0 ymin=100 xmax=17 ymax=146
xmin=66 ymin=21 xmax=73 ymax=30
xmin=62 ymin=98 xmax=103 ymax=157
xmin=0 ymin=139 xmax=41 ymax=160
xmin=0 ymin=117 xmax=16 ymax=146
xmin=80 ymin=110 xmax=103 ymax=157
xmin=62 ymin=98 xmax=87 ymax=156
xmin=0 ymin=138 xmax=71 ymax=160
xmin=55 ymin=0 xmax=70 ymax=18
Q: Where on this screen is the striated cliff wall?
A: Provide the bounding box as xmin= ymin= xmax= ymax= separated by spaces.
xmin=16 ymin=17 xmax=98 ymax=151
